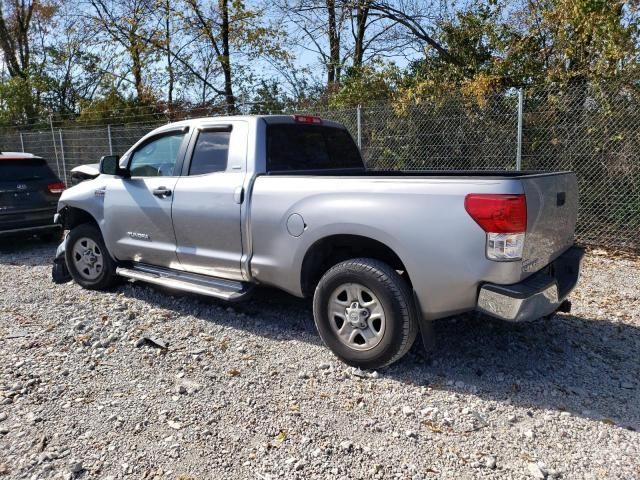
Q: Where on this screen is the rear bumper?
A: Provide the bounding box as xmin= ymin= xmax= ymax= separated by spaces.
xmin=476 ymin=246 xmax=584 ymax=322
xmin=0 ymin=208 xmax=59 ymax=235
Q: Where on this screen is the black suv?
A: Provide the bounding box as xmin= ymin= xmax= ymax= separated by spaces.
xmin=0 ymin=152 xmax=65 ymax=240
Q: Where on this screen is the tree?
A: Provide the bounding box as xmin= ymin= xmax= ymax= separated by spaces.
xmin=86 ymin=0 xmax=159 ymax=102
xmin=275 ymin=0 xmax=348 ymax=87
xmin=330 ymin=62 xmax=399 ymax=107
xmin=0 ymin=0 xmax=56 ymax=120
xmin=183 ymin=0 xmax=289 ymax=113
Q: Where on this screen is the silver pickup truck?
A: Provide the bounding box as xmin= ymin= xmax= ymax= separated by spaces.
xmin=53 ymin=114 xmax=583 ymax=368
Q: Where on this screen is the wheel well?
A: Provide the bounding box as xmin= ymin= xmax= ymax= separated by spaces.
xmin=62 ymin=207 xmax=99 ymax=230
xmin=300 ymin=235 xmax=410 ymax=297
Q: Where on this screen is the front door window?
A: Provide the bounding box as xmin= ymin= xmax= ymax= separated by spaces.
xmin=129 ymin=132 xmax=187 ymax=177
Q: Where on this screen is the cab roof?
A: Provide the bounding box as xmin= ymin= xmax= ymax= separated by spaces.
xmin=148 ymin=114 xmax=345 ymax=135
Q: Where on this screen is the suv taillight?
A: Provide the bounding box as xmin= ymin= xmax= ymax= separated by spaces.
xmin=464 ymin=193 xmax=527 ymax=260
xmin=48 ymin=182 xmax=66 ymax=194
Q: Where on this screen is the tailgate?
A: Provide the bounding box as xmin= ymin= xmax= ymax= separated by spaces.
xmin=520 ymin=172 xmax=578 ymax=277
xmin=0 ymin=180 xmax=56 ymax=212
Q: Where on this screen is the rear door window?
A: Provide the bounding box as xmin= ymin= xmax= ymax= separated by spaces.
xmin=0 ymin=158 xmax=57 ymax=181
xmin=189 ymin=130 xmax=231 ymax=175
xmin=267 ymin=124 xmax=363 ymax=172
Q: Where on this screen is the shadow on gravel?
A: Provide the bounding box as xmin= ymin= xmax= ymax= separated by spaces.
xmin=118 ymin=280 xmax=639 ymax=432
xmin=0 ymin=236 xmax=58 ymax=266
xmin=387 ymin=313 xmax=640 ymax=432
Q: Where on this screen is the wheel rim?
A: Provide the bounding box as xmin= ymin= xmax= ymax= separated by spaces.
xmin=328 ymin=283 xmax=386 ymax=351
xmin=71 ymin=237 xmax=104 ymax=281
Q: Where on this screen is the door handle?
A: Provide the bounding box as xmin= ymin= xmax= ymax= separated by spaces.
xmin=152 ymin=186 xmax=172 ymax=198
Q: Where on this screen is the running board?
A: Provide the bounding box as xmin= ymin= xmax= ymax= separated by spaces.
xmin=116 ymin=264 xmax=253 ymax=302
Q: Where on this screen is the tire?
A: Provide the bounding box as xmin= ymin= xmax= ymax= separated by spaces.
xmin=65 ymin=223 xmax=119 ymax=290
xmin=313 ymin=258 xmax=418 ymax=369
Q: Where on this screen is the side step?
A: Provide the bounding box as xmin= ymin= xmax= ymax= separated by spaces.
xmin=116 ymin=264 xmax=254 ymax=302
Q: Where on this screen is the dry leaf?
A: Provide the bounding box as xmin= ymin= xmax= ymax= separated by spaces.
xmin=274 ymin=430 xmax=287 ymax=444
xmin=422 ymin=420 xmax=442 ymax=433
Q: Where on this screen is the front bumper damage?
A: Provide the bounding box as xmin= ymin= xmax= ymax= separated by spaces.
xmin=51 ymin=231 xmax=71 ymax=284
xmin=476 ymin=246 xmax=584 ymax=322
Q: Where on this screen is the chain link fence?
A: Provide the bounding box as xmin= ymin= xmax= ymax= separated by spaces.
xmin=1 ymin=81 xmax=638 ymax=250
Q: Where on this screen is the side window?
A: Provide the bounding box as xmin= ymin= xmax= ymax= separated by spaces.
xmin=189 ymin=130 xmax=231 ymax=175
xmin=129 ymin=131 xmax=186 ymax=177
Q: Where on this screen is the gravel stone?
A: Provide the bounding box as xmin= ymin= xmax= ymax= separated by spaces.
xmin=402 ymin=405 xmax=414 ymax=416
xmin=68 ymin=460 xmax=83 ymax=474
xmin=484 ymin=455 xmax=497 ymax=469
xmin=339 ymin=440 xmax=353 ymax=451
xmin=0 ymin=240 xmax=639 ymax=478
xmin=167 ymin=420 xmax=182 ymax=430
xmin=528 ymin=462 xmax=546 ymax=479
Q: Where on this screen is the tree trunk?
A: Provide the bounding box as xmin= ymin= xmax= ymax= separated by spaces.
xmin=220 ymin=0 xmax=235 ymax=113
xmin=164 ymin=0 xmax=174 ymax=115
xmin=326 ymin=0 xmax=340 ymax=86
xmin=353 ymin=0 xmax=369 ymax=68
xmin=130 ymin=39 xmax=145 ymax=101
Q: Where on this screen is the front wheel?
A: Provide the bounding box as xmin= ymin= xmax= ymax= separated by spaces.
xmin=313 ymin=258 xmax=418 ymax=369
xmin=65 ymin=224 xmax=119 ymax=290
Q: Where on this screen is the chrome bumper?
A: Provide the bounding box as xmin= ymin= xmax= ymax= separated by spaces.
xmin=476 ymin=246 xmax=584 ymax=322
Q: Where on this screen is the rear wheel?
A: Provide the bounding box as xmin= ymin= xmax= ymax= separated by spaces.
xmin=65 ymin=224 xmax=118 ymax=290
xmin=313 ymin=258 xmax=418 ymax=369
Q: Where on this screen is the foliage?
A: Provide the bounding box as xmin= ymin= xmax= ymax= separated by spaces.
xmin=0 ymin=0 xmax=638 ymax=124
xmin=329 ymin=63 xmax=400 ymax=108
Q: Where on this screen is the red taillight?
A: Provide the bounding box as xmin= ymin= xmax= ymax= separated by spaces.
xmin=293 ymin=114 xmax=322 ymax=125
xmin=48 ymin=182 xmax=66 ymax=194
xmin=464 ymin=194 xmax=527 ymax=233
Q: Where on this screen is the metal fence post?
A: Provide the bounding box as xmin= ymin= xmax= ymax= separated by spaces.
xmin=49 ymin=115 xmax=62 ymax=178
xmin=356 ymin=105 xmax=362 ymax=149
xmin=516 ymin=87 xmax=524 ymax=170
xmin=58 ymin=129 xmax=67 ymax=185
xmin=19 ymin=132 xmax=25 ymax=152
xmin=107 ymin=124 xmax=113 ymax=155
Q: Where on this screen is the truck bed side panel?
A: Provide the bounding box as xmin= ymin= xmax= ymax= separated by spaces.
xmin=249 ymin=176 xmax=526 ymax=320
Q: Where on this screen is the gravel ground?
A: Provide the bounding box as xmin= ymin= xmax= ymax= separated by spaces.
xmin=0 ymin=238 xmax=639 ymax=480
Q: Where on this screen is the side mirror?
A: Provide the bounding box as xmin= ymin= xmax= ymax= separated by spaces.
xmin=99 ymin=155 xmax=128 ymax=177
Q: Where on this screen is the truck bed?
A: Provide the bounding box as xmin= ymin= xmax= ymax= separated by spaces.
xmin=265 ymin=168 xmax=570 ymax=178
xmin=250 ymin=170 xmax=578 ymax=320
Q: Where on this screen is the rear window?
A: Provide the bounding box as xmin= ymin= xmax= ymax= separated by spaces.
xmin=0 ymin=158 xmax=57 ymax=181
xmin=267 ymin=124 xmax=363 ymax=172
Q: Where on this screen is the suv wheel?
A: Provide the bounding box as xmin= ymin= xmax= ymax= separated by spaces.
xmin=313 ymin=258 xmax=418 ymax=369
xmin=65 ymin=224 xmax=118 ymax=290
